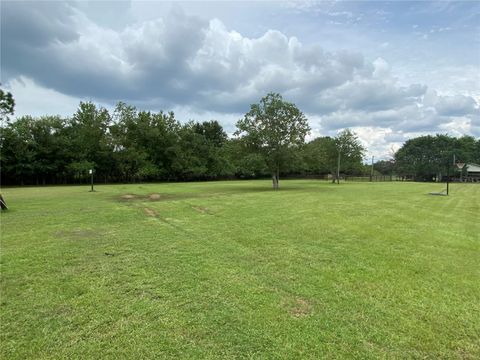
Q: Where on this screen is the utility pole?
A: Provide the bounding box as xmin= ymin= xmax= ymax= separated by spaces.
xmin=446 ymin=174 xmax=449 ymax=195
xmin=446 ymin=154 xmax=455 ymax=196
xmin=448 ymin=153 xmax=457 ymax=195
xmin=337 ymin=152 xmax=341 ymax=184
xmin=370 ymin=155 xmax=374 ymax=182
xmin=89 ymin=169 xmax=94 ymax=192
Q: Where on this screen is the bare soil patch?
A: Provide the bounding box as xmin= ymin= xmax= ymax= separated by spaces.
xmin=143 ymin=207 xmax=158 ymax=217
xmin=289 ymin=298 xmax=313 ymax=318
xmin=121 ymin=194 xmax=137 ymax=200
xmin=191 ymin=205 xmax=211 ymax=215
xmin=119 ymin=193 xmax=182 ymax=202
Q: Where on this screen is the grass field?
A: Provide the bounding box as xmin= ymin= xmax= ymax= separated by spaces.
xmin=1 ymin=180 xmax=479 ymax=359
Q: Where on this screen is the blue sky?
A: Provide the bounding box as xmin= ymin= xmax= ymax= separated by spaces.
xmin=1 ymin=0 xmax=479 ymax=158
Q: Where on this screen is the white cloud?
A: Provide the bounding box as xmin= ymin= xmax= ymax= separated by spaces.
xmin=3 ymin=77 xmax=91 ymax=118
xmin=2 ymin=1 xmax=479 ymax=159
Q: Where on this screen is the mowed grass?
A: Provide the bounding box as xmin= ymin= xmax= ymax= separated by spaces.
xmin=0 ymin=180 xmax=479 ymax=359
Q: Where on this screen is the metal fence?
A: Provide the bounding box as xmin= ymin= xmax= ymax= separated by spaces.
xmin=344 ymin=175 xmax=402 ymax=182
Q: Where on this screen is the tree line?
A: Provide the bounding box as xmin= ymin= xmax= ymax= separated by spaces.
xmin=2 ymin=89 xmax=477 ymax=186
xmin=392 ymin=134 xmax=480 ymax=181
xmin=1 ymin=93 xmax=369 ymax=186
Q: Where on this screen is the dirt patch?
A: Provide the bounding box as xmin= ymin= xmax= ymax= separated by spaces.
xmin=191 ymin=205 xmax=211 ymax=215
xmin=143 ymin=207 xmax=158 ymax=217
xmin=289 ymin=298 xmax=313 ymax=318
xmin=119 ymin=193 xmax=182 ymax=202
xmin=121 ymin=194 xmax=137 ymax=200
xmin=141 ymin=207 xmax=186 ymax=232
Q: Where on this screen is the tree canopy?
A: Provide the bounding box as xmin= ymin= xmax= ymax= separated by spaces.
xmin=9 ymin=94 xmax=473 ymax=186
xmin=0 ymin=87 xmax=15 ymax=118
xmin=235 ymin=93 xmax=310 ymax=189
xmin=394 ymin=134 xmax=480 ymax=181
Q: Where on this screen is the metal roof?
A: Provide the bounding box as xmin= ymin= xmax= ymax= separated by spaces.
xmin=466 ymin=163 xmax=480 ymax=173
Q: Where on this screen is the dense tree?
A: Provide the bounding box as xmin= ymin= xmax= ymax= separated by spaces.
xmin=335 ymin=129 xmax=366 ymax=179
xmin=307 ymin=129 xmax=366 ymax=182
xmin=373 ymin=159 xmax=395 ymax=176
xmin=0 ymin=87 xmax=15 ymax=118
xmin=110 ymin=103 xmax=175 ymax=181
xmin=302 ymin=137 xmax=336 ymax=175
xmin=235 ymin=93 xmax=310 ymax=189
xmin=1 ymin=117 xmax=36 ymax=185
xmin=69 ymin=102 xmax=115 ymax=182
xmin=220 ymin=139 xmax=266 ymax=178
xmin=0 ymin=97 xmax=363 ymax=186
xmin=9 ymin=99 xmax=478 ymax=186
xmin=394 ymin=134 xmax=480 ymax=181
xmin=29 ymin=116 xmax=71 ymax=184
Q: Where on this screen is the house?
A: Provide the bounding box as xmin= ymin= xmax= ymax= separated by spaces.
xmin=458 ymin=163 xmax=480 ymax=182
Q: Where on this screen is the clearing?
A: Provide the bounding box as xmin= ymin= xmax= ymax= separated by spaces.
xmin=1 ymin=180 xmax=479 ymax=358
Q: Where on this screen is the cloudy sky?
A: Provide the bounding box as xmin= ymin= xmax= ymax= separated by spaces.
xmin=1 ymin=0 xmax=479 ymax=158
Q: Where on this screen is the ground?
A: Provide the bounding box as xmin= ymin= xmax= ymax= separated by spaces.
xmin=1 ymin=180 xmax=479 ymax=359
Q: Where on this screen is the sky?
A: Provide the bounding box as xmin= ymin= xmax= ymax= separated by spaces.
xmin=1 ymin=0 xmax=479 ymax=159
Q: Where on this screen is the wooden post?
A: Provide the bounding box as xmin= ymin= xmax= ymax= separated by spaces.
xmin=370 ymin=155 xmax=374 ymax=182
xmin=0 ymin=194 xmax=8 ymax=210
xmin=337 ymin=152 xmax=341 ymax=184
xmin=89 ymin=169 xmax=94 ymax=192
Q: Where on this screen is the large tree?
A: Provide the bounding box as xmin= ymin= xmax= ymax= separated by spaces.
xmin=317 ymin=129 xmax=366 ymax=182
xmin=235 ymin=93 xmax=310 ymax=189
xmin=334 ymin=129 xmax=366 ymax=180
xmin=68 ymin=102 xmax=115 ymax=182
xmin=302 ymin=136 xmax=336 ymax=175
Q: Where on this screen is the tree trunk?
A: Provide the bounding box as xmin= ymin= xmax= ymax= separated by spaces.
xmin=276 ymin=167 xmax=280 ymax=189
xmin=272 ymin=174 xmax=277 ymax=190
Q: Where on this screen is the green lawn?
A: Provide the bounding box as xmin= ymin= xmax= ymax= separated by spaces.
xmin=1 ymin=180 xmax=479 ymax=359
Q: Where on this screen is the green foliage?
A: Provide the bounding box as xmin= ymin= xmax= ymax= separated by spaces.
xmin=394 ymin=134 xmax=480 ymax=180
xmin=302 ymin=137 xmax=336 ymax=174
xmin=67 ymin=160 xmax=95 ymax=180
xmin=374 ymin=159 xmax=396 ymax=175
xmin=70 ymin=102 xmax=115 ymax=180
xmin=0 ymin=87 xmax=15 ymax=118
xmin=302 ymin=129 xmax=366 ymax=181
xmin=335 ymin=129 xmax=366 ymax=174
xmin=235 ymin=93 xmax=310 ymax=188
xmin=0 ymin=117 xmax=36 ymax=184
xmin=0 ymin=97 xmax=384 ymax=186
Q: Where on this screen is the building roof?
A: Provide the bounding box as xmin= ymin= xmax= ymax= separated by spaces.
xmin=466 ymin=163 xmax=480 ymax=173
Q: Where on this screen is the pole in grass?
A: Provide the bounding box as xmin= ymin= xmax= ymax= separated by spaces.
xmin=89 ymin=169 xmax=95 ymax=192
xmin=337 ymin=152 xmax=341 ymax=184
xmin=447 ymin=153 xmax=456 ymax=196
xmin=445 ymin=154 xmax=453 ymax=196
xmin=370 ymin=155 xmax=374 ymax=182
